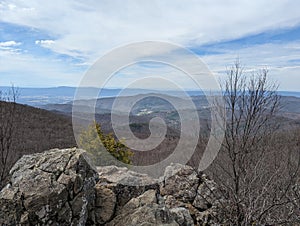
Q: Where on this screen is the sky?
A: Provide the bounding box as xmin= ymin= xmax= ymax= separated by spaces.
xmin=0 ymin=0 xmax=300 ymax=91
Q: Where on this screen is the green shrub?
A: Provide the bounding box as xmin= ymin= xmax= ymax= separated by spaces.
xmin=79 ymin=122 xmax=133 ymax=165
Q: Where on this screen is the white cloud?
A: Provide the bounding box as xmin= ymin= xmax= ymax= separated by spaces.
xmin=0 ymin=41 xmax=21 ymax=47
xmin=0 ymin=1 xmax=300 ymax=89
xmin=203 ymin=41 xmax=300 ymax=70
xmin=199 ymin=41 xmax=300 ymax=91
xmin=0 ymin=41 xmax=22 ymax=54
xmin=35 ymin=40 xmax=55 ymax=45
xmin=0 ymin=49 xmax=81 ymax=87
xmin=1 ymin=0 xmax=300 ymax=63
xmin=35 ymin=40 xmax=55 ymax=49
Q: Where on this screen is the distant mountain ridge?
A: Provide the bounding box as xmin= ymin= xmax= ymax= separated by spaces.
xmin=1 ymin=86 xmax=300 ymax=107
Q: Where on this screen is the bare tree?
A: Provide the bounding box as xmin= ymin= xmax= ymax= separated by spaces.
xmin=0 ymin=86 xmax=19 ymax=188
xmin=209 ymin=61 xmax=300 ymax=225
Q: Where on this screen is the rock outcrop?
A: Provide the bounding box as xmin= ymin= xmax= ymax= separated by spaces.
xmin=0 ymin=148 xmax=221 ymax=225
xmin=0 ymin=148 xmax=98 ymax=225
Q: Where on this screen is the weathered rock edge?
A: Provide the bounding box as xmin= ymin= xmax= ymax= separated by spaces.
xmin=0 ymin=148 xmax=222 ymax=226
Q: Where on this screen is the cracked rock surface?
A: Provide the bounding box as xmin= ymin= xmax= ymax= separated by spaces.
xmin=0 ymin=148 xmax=98 ymax=225
xmin=0 ymin=148 xmax=221 ymax=225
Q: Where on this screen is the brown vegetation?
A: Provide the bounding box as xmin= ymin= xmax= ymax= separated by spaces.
xmin=204 ymin=62 xmax=300 ymax=225
xmin=0 ymin=87 xmax=76 ymax=188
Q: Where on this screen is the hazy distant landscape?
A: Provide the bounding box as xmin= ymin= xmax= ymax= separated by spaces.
xmin=2 ymin=86 xmax=300 ymax=107
xmin=2 ymin=85 xmax=299 ymax=167
xmin=3 ymin=86 xmax=300 ymax=166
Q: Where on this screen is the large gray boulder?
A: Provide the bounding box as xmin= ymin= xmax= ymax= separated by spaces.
xmin=0 ymin=148 xmax=98 ymax=225
xmin=160 ymin=163 xmax=200 ymax=203
xmin=96 ymin=163 xmax=221 ymax=226
xmin=107 ymin=189 xmax=179 ymax=226
xmin=159 ymin=163 xmax=220 ymax=225
xmin=94 ymin=165 xmax=159 ymax=224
